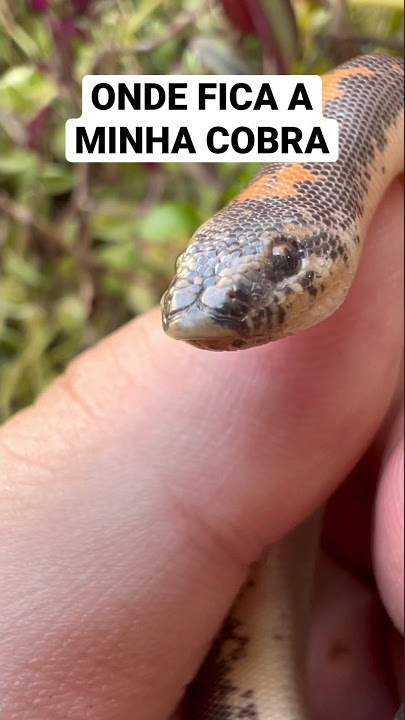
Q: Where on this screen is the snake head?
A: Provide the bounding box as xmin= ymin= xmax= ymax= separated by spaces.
xmin=161 ymin=207 xmax=355 ymax=351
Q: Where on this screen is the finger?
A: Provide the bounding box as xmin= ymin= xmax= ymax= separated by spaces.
xmin=1 ymin=180 xmax=403 ymax=720
xmin=310 ymin=354 xmax=404 ymax=718
xmin=309 ymin=555 xmax=397 ymax=720
xmin=323 ymin=359 xmax=403 ymax=581
xmin=374 ymin=406 xmax=404 ymax=634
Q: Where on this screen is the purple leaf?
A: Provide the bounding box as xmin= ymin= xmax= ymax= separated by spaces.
xmin=31 ymin=0 xmax=48 ymax=12
xmin=221 ymin=0 xmax=298 ymax=72
xmin=72 ymin=0 xmax=93 ymax=15
xmin=26 ymin=107 xmax=51 ymax=150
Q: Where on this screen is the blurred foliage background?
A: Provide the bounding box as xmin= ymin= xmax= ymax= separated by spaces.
xmin=0 ymin=0 xmax=403 ymax=421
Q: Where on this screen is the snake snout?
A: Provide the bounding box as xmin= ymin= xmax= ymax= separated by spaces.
xmin=162 ymin=294 xmax=240 ymax=346
xmin=161 ymin=272 xmax=256 ymax=348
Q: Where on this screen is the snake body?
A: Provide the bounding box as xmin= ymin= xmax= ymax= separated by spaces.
xmin=161 ymin=56 xmax=404 ymax=719
xmin=185 ymin=512 xmax=323 ymax=720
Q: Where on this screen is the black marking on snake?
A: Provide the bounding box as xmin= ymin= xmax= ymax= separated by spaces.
xmin=185 ymin=614 xmax=259 ymax=719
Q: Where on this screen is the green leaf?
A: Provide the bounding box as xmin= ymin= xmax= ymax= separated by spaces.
xmin=91 ymin=214 xmax=137 ymax=243
xmin=41 ymin=165 xmax=75 ymax=195
xmin=7 ymin=25 xmax=39 ymax=60
xmin=0 ymin=66 xmax=57 ymax=118
xmin=349 ymin=0 xmax=403 ymax=7
xmin=98 ymin=242 xmax=138 ymax=271
xmin=0 ymin=149 xmax=39 ymax=176
xmin=5 ymin=253 xmax=42 ymax=288
xmin=102 ymin=274 xmax=128 ymax=298
xmin=126 ymin=282 xmax=156 ymax=314
xmin=55 ymin=295 xmax=87 ymax=331
xmin=139 ymin=203 xmax=198 ymax=243
xmin=0 ymin=277 xmax=28 ymax=307
xmin=0 ymin=65 xmax=35 ymax=91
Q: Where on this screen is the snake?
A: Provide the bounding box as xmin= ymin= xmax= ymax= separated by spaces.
xmin=161 ymin=55 xmax=404 ymax=720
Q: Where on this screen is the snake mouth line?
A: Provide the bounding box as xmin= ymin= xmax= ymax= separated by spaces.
xmin=185 ymin=337 xmax=248 ymax=351
xmin=162 ymin=300 xmax=244 ymax=341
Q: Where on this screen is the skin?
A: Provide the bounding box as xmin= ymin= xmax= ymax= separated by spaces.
xmin=1 ymin=180 xmax=403 ymax=720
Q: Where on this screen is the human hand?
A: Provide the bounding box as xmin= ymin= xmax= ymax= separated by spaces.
xmin=1 ymin=180 xmax=403 ymax=720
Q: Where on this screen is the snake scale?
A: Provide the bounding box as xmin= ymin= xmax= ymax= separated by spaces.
xmin=161 ymin=55 xmax=404 ymax=720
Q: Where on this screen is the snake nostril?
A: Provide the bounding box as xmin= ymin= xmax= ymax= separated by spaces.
xmin=200 ymin=283 xmax=249 ymax=320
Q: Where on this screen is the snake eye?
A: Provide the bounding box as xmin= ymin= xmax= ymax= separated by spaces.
xmin=271 ymin=242 xmax=300 ymax=276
